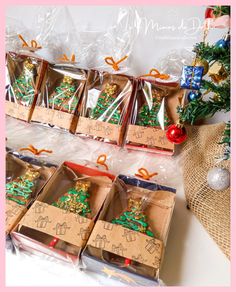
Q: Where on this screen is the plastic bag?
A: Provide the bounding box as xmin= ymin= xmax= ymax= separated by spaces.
xmin=85 ymin=7 xmax=141 ymax=74
xmin=11 ymin=161 xmax=114 ymax=266
xmin=76 ymin=70 xmax=136 ymax=145
xmin=6 ymin=7 xmax=68 ymax=62
xmin=5 ymin=51 xmax=48 ymax=122
xmin=6 ymin=7 xmax=80 ymax=125
xmin=5 ymin=17 xmax=28 ymax=53
xmin=5 ymin=152 xmax=56 ymax=236
xmin=125 ymin=75 xmax=181 ymax=154
xmin=6 ymin=115 xmax=96 ymax=166
xmin=154 ymin=49 xmax=195 ymax=78
xmin=29 ymin=7 xmax=90 ymax=132
xmin=5 ymin=9 xmax=61 ymax=122
xmin=82 ymin=174 xmax=176 ymax=286
xmin=31 ymin=63 xmax=87 ymax=132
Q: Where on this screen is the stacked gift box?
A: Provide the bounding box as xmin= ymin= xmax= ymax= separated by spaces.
xmin=6 ymin=158 xmax=176 ymax=286
xmin=6 ymin=51 xmax=183 ymax=155
xmin=6 ymin=46 xmax=180 ymax=286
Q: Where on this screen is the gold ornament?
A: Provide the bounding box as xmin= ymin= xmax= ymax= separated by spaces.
xmin=24 ymin=59 xmax=35 ymax=72
xmin=128 ymin=198 xmax=142 ymax=211
xmin=24 ymin=168 xmax=41 ymax=181
xmin=75 ymin=180 xmax=91 ymax=192
xmin=208 ymin=61 xmax=228 ymax=84
xmin=63 ymin=75 xmax=73 ymax=84
xmin=192 ymin=58 xmax=209 ymax=76
xmin=104 ymin=83 xmax=118 ymax=96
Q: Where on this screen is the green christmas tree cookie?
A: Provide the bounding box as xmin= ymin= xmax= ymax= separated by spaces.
xmin=6 ymin=168 xmax=40 ymax=206
xmin=52 ymin=180 xmax=91 ymax=217
xmin=12 ymin=59 xmax=36 ymax=106
xmin=137 ymin=89 xmax=170 ymax=127
xmin=48 ymin=75 xmax=78 ymax=113
xmin=90 ymin=83 xmax=121 ymax=124
xmin=112 ymin=197 xmax=154 ymax=237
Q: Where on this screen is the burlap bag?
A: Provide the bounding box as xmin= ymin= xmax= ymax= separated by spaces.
xmin=181 ymin=122 xmax=230 ymax=259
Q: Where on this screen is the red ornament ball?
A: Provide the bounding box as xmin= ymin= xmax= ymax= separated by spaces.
xmin=205 ymin=7 xmax=214 ymax=19
xmin=166 ymin=124 xmax=187 ymax=144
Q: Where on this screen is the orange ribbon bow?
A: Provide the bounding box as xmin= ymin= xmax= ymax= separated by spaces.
xmin=104 ymin=55 xmax=128 ymax=71
xmin=18 ymin=34 xmax=42 ymax=49
xmin=19 ymin=145 xmax=53 ymax=156
xmin=140 ymin=68 xmax=170 ymax=80
xmin=58 ymin=53 xmax=76 ymax=62
xmin=96 ymin=154 xmax=109 ymax=171
xmin=135 ymin=168 xmax=158 ymax=180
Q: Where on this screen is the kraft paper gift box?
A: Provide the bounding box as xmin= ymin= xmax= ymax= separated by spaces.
xmin=82 ymin=174 xmax=176 ymax=286
xmin=5 ymin=52 xmax=48 ymax=122
xmin=31 ymin=63 xmax=87 ymax=133
xmin=11 ymin=161 xmax=115 ymax=264
xmin=76 ymin=70 xmax=137 ymax=146
xmin=5 ymin=152 xmax=56 ymax=237
xmin=125 ymin=77 xmax=183 ymax=155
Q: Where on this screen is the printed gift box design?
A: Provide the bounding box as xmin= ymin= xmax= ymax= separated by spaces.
xmin=5 ymin=152 xmax=56 ymax=235
xmin=11 ymin=161 xmax=114 ymax=264
xmin=82 ymin=174 xmax=176 ymax=284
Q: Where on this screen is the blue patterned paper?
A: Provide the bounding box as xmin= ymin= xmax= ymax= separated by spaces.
xmin=180 ymin=66 xmax=204 ymax=90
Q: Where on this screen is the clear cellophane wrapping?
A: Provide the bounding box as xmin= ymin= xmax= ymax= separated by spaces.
xmin=76 ymin=70 xmax=136 ymax=145
xmin=125 ymin=77 xmax=182 ymax=154
xmin=31 ymin=63 xmax=87 ymax=132
xmin=82 ymin=174 xmax=176 ymax=286
xmin=5 ymin=151 xmax=56 ymax=237
xmin=11 ymin=161 xmax=114 ymax=266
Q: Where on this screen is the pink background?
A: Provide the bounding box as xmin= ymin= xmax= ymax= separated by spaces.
xmin=1 ymin=0 xmax=235 ymax=290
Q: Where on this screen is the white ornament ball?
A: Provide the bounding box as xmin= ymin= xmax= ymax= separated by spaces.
xmin=207 ymin=167 xmax=230 ymax=191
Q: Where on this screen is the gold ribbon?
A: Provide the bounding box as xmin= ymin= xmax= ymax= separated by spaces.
xmin=104 ymin=55 xmax=128 ymax=71
xmin=58 ymin=53 xmax=76 ymax=62
xmin=96 ymin=154 xmax=109 ymax=171
xmin=18 ymin=34 xmax=42 ymax=49
xmin=135 ymin=168 xmax=158 ymax=180
xmin=20 ymin=145 xmax=53 ymax=156
xmin=140 ymin=68 xmax=170 ymax=80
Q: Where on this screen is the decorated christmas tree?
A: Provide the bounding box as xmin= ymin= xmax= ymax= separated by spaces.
xmin=6 ymin=168 xmax=40 ymax=206
xmin=112 ymin=198 xmax=154 ymax=237
xmin=12 ymin=59 xmax=36 ymax=106
xmin=177 ymin=6 xmax=230 ymax=160
xmin=167 ymin=5 xmax=231 ymax=192
xmin=52 ymin=180 xmax=91 ymax=217
xmin=177 ymin=33 xmax=230 ymax=126
xmin=48 ymin=75 xmax=78 ymax=112
xmin=137 ymin=89 xmax=170 ymax=127
xmin=90 ymin=83 xmax=121 ymax=124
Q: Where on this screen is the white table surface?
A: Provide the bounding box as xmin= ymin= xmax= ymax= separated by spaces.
xmin=5 ymin=5 xmax=230 ymax=287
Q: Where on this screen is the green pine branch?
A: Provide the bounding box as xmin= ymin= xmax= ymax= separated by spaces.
xmin=179 ymin=35 xmax=230 ymax=124
xmin=212 ymin=6 xmax=230 ymax=17
xmin=193 ymin=42 xmax=230 ymax=74
xmin=178 ymin=80 xmax=230 ymax=124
